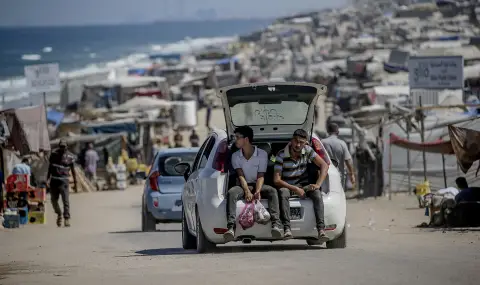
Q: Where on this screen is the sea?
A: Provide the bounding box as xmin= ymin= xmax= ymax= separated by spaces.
xmin=0 ymin=19 xmax=270 ymax=87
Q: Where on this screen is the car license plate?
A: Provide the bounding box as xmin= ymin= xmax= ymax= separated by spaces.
xmin=290 ymin=208 xmax=302 ymax=220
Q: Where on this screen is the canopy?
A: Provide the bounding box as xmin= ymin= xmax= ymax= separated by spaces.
xmin=389 ymin=133 xmax=454 ymax=154
xmin=448 ymin=125 xmax=480 ymax=174
xmin=113 ymin=97 xmax=172 ymax=112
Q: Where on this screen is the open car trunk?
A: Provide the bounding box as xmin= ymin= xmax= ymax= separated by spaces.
xmin=219 ymin=83 xmax=327 ymax=140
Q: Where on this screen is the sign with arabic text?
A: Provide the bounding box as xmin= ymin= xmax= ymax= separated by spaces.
xmin=408 ymin=56 xmax=463 ymax=89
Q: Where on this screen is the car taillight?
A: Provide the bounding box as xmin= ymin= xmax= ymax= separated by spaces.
xmin=149 ymin=171 xmax=160 ymax=191
xmin=213 ymin=139 xmax=227 ymax=173
xmin=312 ymin=138 xmax=330 ymax=165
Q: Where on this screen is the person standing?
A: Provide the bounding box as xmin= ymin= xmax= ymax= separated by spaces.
xmin=12 ymin=158 xmax=31 ymax=175
xmin=84 ymin=143 xmax=99 ymax=182
xmin=206 ymin=102 xmax=212 ymax=130
xmin=321 ymin=123 xmax=356 ymax=189
xmin=174 ymin=130 xmax=183 ymax=148
xmin=47 ymin=139 xmax=77 ymax=227
xmin=189 ymin=129 xmax=200 ymax=147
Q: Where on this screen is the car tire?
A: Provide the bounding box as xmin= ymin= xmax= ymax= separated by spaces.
xmin=326 ymin=223 xmax=347 ymax=249
xmin=195 ymin=207 xmax=216 ymax=253
xmin=182 ymin=208 xmax=197 ymax=250
xmin=141 ymin=199 xmax=156 ymax=232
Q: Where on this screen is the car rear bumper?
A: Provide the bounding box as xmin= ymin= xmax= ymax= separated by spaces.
xmin=146 ymin=191 xmax=182 ymax=222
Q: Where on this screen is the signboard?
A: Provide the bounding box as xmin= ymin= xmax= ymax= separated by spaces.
xmin=408 ymin=56 xmax=464 ymax=89
xmin=24 ymin=63 xmax=61 ymax=93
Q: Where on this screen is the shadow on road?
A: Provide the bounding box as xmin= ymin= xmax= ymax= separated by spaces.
xmin=109 ymin=229 xmax=181 ymax=234
xmin=122 ymin=244 xmax=323 ymax=257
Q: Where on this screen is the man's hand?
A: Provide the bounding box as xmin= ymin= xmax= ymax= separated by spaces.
xmin=349 ymin=173 xmax=356 ymax=186
xmin=254 ymin=191 xmax=261 ymax=200
xmin=245 ymin=186 xmax=254 ymax=202
xmin=293 ymin=186 xmax=305 ymax=198
xmin=307 ymin=184 xmax=321 ymax=191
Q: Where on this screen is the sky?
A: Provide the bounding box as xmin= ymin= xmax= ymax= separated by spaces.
xmin=0 ymin=0 xmax=347 ymax=27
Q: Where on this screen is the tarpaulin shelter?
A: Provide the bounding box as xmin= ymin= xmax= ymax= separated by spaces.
xmin=0 ymin=104 xmax=50 ymax=155
xmin=448 ymin=125 xmax=480 ymax=174
xmin=46 ymin=109 xmax=65 ymax=128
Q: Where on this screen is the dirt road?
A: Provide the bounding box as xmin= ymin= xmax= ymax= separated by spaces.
xmin=1 ymin=188 xmax=479 ymax=285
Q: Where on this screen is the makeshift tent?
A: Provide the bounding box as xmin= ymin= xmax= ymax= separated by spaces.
xmin=448 ymin=125 xmax=480 ymax=174
xmin=0 ymin=105 xmax=50 ymax=154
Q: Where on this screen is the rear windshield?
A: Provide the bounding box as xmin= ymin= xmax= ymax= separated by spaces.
xmin=230 ymin=100 xmax=309 ymax=126
xmin=159 ymin=153 xmax=196 ymax=176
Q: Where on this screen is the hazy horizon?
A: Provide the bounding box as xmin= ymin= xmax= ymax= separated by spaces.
xmin=0 ymin=0 xmax=346 ymax=27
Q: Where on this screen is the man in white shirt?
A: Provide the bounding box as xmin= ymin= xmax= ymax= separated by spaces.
xmin=224 ymin=126 xmax=282 ymax=242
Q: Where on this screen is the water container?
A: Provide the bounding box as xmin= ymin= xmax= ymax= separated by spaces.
xmin=173 ymin=100 xmax=197 ymax=128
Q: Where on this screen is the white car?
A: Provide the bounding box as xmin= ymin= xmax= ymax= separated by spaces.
xmin=175 ymin=82 xmax=347 ymax=253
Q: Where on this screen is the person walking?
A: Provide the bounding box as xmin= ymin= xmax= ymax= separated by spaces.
xmin=47 ymin=139 xmax=78 ymax=227
xmin=321 ymin=123 xmax=356 ymax=190
xmin=174 ymin=130 xmax=184 ymax=148
xmin=84 ymin=142 xmax=99 ymax=182
xmin=189 ymin=129 xmax=200 ymax=147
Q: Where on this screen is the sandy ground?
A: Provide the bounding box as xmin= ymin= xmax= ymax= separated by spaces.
xmin=1 ymin=107 xmax=480 ymax=285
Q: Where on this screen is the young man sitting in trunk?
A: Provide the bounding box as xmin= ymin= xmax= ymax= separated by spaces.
xmin=273 ymin=129 xmax=329 ymax=241
xmin=224 ymin=126 xmax=283 ymax=242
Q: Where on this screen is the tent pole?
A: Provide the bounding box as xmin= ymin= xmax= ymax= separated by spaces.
xmin=388 ymin=134 xmax=392 ymax=201
xmin=442 ymin=154 xmax=447 ymax=188
xmin=406 ymin=115 xmax=412 ymax=195
xmin=419 ymin=97 xmax=427 ymax=181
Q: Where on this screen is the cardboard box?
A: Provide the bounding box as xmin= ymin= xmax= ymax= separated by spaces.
xmin=28 ymin=211 xmax=46 ymax=225
xmin=28 ymin=188 xmax=46 ymax=202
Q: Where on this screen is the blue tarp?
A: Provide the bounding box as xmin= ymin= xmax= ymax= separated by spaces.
xmin=216 ymin=57 xmax=238 ymax=65
xmin=128 ymin=68 xmax=148 ymax=76
xmin=434 ymin=35 xmax=460 ymax=41
xmin=149 ymin=53 xmax=182 ymax=61
xmin=85 ymin=122 xmax=137 ymax=135
xmin=46 ymin=110 xmax=65 ymax=127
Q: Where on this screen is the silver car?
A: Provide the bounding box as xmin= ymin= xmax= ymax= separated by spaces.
xmin=141 ymin=147 xmax=199 ymax=232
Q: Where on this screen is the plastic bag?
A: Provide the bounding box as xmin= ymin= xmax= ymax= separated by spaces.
xmin=254 ymin=201 xmax=271 ymax=224
xmin=238 ymin=202 xmax=255 ymax=230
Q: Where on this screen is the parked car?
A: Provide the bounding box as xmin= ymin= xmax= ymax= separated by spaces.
xmin=175 ymin=82 xmax=347 ymax=253
xmin=141 ymin=147 xmax=199 ymax=231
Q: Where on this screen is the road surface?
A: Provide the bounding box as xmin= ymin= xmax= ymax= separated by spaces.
xmin=1 ymin=188 xmax=479 ymax=285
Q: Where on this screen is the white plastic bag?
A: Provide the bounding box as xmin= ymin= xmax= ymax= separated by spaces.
xmin=254 ymin=201 xmax=271 ymax=224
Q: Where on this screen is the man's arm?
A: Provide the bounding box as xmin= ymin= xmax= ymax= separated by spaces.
xmin=273 ymin=154 xmax=300 ymax=192
xmin=310 ymin=149 xmax=328 ymax=188
xmin=342 ymin=142 xmax=356 ymax=184
xmin=70 ymin=162 xmax=78 ymax=191
xmin=254 ymin=151 xmax=268 ymax=198
xmin=232 ymin=154 xmax=253 ymax=200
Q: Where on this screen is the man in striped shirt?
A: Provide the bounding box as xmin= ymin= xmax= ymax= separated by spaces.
xmin=273 ymin=129 xmax=329 ymax=241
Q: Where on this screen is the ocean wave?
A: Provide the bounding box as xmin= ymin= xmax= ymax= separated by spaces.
xmin=42 ymin=46 xmax=53 ymax=53
xmin=0 ymin=36 xmax=237 ymax=91
xmin=21 ymin=54 xmax=41 ymax=61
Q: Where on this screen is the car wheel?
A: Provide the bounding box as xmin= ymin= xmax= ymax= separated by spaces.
xmin=182 ymin=207 xmax=197 ymax=250
xmin=195 ymin=207 xmax=216 ymax=253
xmin=326 ymin=223 xmax=347 ymax=249
xmin=141 ymin=199 xmax=156 ymax=232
